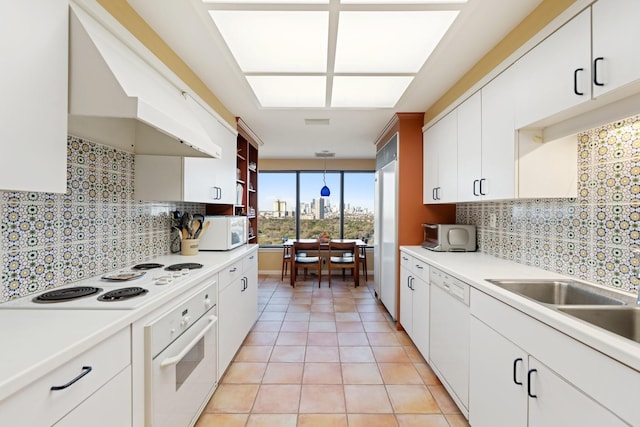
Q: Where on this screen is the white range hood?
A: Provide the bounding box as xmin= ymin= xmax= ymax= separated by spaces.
xmin=68 ymin=3 xmax=226 ymax=158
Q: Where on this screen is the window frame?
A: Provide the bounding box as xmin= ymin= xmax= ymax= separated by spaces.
xmin=258 ymin=169 xmax=374 ymax=247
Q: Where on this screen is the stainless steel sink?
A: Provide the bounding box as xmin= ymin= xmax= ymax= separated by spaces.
xmin=485 ymin=279 xmax=630 ymax=306
xmin=558 ymin=307 xmax=640 ymax=343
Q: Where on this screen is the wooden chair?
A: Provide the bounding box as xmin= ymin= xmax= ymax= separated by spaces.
xmin=281 ymin=245 xmax=291 ymax=281
xmin=328 ymin=241 xmax=359 ymax=287
xmin=359 ymin=238 xmax=369 ymax=281
xmin=291 ymin=241 xmax=322 ymax=288
xmin=282 ymin=245 xmax=308 ymax=281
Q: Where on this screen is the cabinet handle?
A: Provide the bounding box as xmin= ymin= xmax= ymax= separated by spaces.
xmin=479 ymin=178 xmax=487 ymax=196
xmin=410 ymin=277 xmax=415 ymax=291
xmin=593 ymin=57 xmax=604 ymax=86
xmin=573 ymin=68 xmax=584 ymax=95
xmin=229 ymin=267 xmax=237 ymax=273
xmin=432 ymin=187 xmax=437 ymax=201
xmin=527 ymin=368 xmax=538 ymax=398
xmin=473 ymin=179 xmax=480 ymax=196
xmin=436 ymin=187 xmax=441 ymax=201
xmin=51 ymin=366 xmax=92 ymax=391
xmin=513 ymin=358 xmax=523 ymax=386
xmin=415 ymin=264 xmax=423 ymax=270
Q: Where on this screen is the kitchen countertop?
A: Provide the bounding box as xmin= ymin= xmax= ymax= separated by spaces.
xmin=401 ymin=246 xmax=640 ymax=372
xmin=0 ymin=244 xmax=258 ymax=402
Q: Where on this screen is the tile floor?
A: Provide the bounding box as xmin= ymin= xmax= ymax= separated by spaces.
xmin=197 ymin=274 xmax=470 ymax=427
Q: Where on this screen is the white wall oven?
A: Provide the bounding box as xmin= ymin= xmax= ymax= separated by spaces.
xmin=144 ymin=280 xmax=218 ymax=427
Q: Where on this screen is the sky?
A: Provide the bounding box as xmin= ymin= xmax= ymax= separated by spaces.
xmin=258 ymin=171 xmax=375 ymax=212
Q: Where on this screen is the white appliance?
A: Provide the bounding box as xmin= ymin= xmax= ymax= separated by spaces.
xmin=145 ymin=280 xmax=218 ymax=427
xmin=374 ymin=135 xmax=398 ymax=320
xmin=199 ymin=216 xmax=247 ymax=251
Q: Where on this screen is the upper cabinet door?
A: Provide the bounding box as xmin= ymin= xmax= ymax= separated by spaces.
xmin=456 ymin=92 xmax=482 ymax=202
xmin=514 ymin=8 xmax=591 ymax=129
xmin=481 ymin=67 xmax=516 ymax=201
xmin=0 ymin=1 xmax=68 ymax=193
xmin=592 ymin=0 xmax=640 ymax=98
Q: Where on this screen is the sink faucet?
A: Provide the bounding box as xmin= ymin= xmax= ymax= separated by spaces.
xmin=631 ymin=247 xmax=640 ymax=305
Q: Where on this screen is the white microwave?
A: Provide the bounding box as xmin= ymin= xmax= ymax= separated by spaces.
xmin=199 ymin=216 xmax=248 ymax=250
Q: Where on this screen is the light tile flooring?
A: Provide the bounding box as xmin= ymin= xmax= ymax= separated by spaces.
xmin=197 ymin=275 xmax=470 ymax=427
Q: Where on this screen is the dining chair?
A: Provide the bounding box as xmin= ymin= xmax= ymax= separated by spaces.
xmin=281 ymin=244 xmax=291 ymax=281
xmin=328 ymin=241 xmax=359 ymax=287
xmin=359 ymin=238 xmax=369 ymax=281
xmin=291 ymin=241 xmax=322 ymax=288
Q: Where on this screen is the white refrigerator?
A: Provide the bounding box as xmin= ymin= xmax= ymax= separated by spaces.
xmin=374 ymin=159 xmax=398 ymax=320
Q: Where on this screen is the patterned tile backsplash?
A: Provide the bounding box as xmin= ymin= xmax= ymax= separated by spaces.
xmin=457 ymin=114 xmax=640 ymax=293
xmin=0 ymin=136 xmax=204 ymax=303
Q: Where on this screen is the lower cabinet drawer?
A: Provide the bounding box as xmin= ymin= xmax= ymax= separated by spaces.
xmin=219 ymin=261 xmax=243 ymax=290
xmin=0 ymin=327 xmax=131 ymax=426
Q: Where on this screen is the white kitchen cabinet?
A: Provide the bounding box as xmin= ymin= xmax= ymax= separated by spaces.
xmin=456 ymin=92 xmax=483 ymax=201
xmin=470 ymin=316 xmax=626 ymax=427
xmin=218 ymin=250 xmax=258 ymax=378
xmin=54 ymin=366 xmax=132 ymax=427
xmin=135 ymin=152 xmax=236 ymax=204
xmin=592 ymin=0 xmax=640 ymax=99
xmin=0 ymin=328 xmax=131 ymax=426
xmin=456 ymin=87 xmax=517 ymax=202
xmin=429 ymin=268 xmax=470 ymax=416
xmin=514 ymin=9 xmax=591 ymax=129
xmin=470 ymin=287 xmax=635 ymax=426
xmin=423 ymin=110 xmax=457 ymax=204
xmin=480 ymin=69 xmax=517 ymax=201
xmin=0 ymin=1 xmax=67 ymax=193
xmin=469 ymin=316 xmax=527 ymax=426
xmin=399 ymin=252 xmax=429 ymax=359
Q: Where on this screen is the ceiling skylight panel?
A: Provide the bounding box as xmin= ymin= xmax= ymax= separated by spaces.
xmin=209 ymin=11 xmax=329 ymax=72
xmin=334 ymin=11 xmax=459 ymax=73
xmin=246 ymin=76 xmax=326 ymax=107
xmin=341 ymin=0 xmax=465 ymax=3
xmin=331 ymin=76 xmax=413 ymax=108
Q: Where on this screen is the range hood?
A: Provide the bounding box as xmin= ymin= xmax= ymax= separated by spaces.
xmin=68 ymin=4 xmax=225 ymax=158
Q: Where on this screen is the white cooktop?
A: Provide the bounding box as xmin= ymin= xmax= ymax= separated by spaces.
xmin=0 ymin=260 xmax=203 ymax=310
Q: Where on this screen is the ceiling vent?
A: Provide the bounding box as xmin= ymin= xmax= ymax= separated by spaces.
xmin=305 ymin=118 xmax=331 ymax=126
xmin=315 ymin=151 xmax=335 ymax=158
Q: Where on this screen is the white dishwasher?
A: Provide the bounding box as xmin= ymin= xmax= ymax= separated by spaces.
xmin=429 ymin=267 xmax=470 ymax=417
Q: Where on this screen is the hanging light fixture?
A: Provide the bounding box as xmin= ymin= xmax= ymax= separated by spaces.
xmin=320 ymin=156 xmax=330 ymax=197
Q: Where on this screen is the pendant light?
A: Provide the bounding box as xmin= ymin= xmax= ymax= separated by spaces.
xmin=320 ymin=157 xmax=330 ymax=197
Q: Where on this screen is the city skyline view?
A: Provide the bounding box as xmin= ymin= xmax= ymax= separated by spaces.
xmin=258 ymin=171 xmax=374 ymax=214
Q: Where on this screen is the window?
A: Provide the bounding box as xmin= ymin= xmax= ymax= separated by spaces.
xmin=343 ymin=172 xmax=374 ymax=244
xmin=258 ymin=170 xmax=374 ymax=246
xmin=256 ymin=172 xmax=296 ymax=245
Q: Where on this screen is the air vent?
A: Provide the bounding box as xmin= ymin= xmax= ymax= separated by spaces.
xmin=305 ymin=118 xmax=330 ymax=126
xmin=315 ymin=151 xmax=335 ymax=158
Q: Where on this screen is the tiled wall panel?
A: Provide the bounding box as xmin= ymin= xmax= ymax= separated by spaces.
xmin=457 ymin=115 xmax=640 ymax=292
xmin=0 ymin=136 xmax=204 ymax=302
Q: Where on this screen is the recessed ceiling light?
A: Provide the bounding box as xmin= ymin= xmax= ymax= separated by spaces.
xmin=334 ymin=11 xmax=459 ymax=73
xmin=246 ymin=76 xmax=326 ymax=107
xmin=209 ymin=10 xmax=329 ymax=72
xmin=331 ymin=76 xmax=413 ymax=108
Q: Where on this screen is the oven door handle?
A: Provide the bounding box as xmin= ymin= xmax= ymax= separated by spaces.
xmin=160 ymin=315 xmax=217 ymax=368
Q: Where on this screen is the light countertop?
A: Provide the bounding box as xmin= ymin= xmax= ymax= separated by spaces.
xmin=400 ymin=246 xmax=640 ymax=372
xmin=0 ymin=244 xmax=258 ymax=402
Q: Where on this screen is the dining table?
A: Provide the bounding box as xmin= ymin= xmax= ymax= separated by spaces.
xmin=283 ymin=239 xmax=366 ymax=286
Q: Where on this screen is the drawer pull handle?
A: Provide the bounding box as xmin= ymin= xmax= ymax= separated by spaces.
xmin=51 ymin=366 xmax=92 ymax=391
xmin=230 ymin=267 xmax=237 ymax=273
xmin=513 ymin=358 xmax=523 ymax=386
xmin=527 ymin=368 xmax=538 ymax=398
